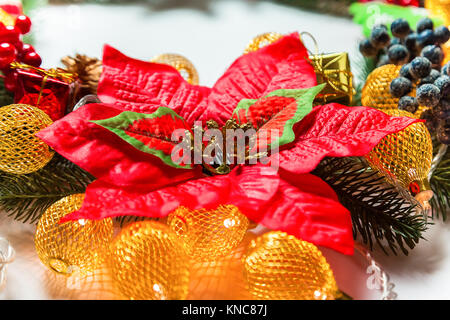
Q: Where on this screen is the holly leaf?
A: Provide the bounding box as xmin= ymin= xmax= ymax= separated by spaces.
xmin=233 ymin=84 xmax=325 ymax=149
xmin=91 ymin=107 xmax=193 ymax=169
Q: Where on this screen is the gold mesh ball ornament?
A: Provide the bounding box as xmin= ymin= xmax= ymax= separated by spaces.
xmin=365 ymin=109 xmax=434 ymax=211
xmin=243 ymin=231 xmax=340 ymax=300
xmin=35 ymin=194 xmax=113 ymax=276
xmin=108 ymin=221 xmax=190 ymax=300
xmin=244 ymin=32 xmax=283 ymax=54
xmin=167 ymin=205 xmax=249 ymax=262
xmin=151 ymin=53 xmax=199 ymax=85
xmin=0 ymin=104 xmax=54 ymax=174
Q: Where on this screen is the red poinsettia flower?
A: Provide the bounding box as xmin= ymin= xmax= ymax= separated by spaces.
xmin=37 ymin=33 xmax=419 ymax=255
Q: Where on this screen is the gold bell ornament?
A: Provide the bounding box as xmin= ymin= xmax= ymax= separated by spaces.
xmin=243 ymin=231 xmax=341 ymax=300
xmin=167 ymin=205 xmax=249 ymax=262
xmin=35 ymin=194 xmax=114 ymax=276
xmin=108 ymin=221 xmax=190 ymax=300
xmin=244 ymin=32 xmax=354 ymax=105
xmin=151 ymin=53 xmax=199 ymax=85
xmin=365 ymin=109 xmax=434 ymax=213
xmin=0 ymin=104 xmax=54 ymax=174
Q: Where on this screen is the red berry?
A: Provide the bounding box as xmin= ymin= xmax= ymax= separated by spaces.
xmin=0 ymin=22 xmax=6 ymax=32
xmin=15 ymin=15 xmax=31 ymax=35
xmin=0 ymin=42 xmax=16 ymax=68
xmin=20 ymin=43 xmax=34 ymax=55
xmin=0 ymin=25 xmax=20 ymax=43
xmin=22 ymin=51 xmax=41 ymax=67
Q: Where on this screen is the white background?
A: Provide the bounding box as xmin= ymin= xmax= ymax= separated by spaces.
xmin=1 ymin=0 xmax=450 ymax=300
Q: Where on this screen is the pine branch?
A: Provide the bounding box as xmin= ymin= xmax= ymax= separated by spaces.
xmin=430 ymin=142 xmax=450 ymax=221
xmin=313 ymin=157 xmax=428 ymax=255
xmin=0 ymin=154 xmax=94 ymax=224
xmin=352 ymin=54 xmax=376 ymax=106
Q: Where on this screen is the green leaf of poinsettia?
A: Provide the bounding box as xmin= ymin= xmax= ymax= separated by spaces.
xmin=91 ymin=107 xmax=193 ymax=169
xmin=232 ymin=84 xmax=325 ymax=149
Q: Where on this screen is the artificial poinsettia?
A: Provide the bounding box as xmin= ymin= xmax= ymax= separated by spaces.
xmin=37 ymin=33 xmax=420 ymax=255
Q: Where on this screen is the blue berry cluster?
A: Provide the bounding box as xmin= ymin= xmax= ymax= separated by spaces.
xmin=359 ymin=17 xmax=450 ymax=68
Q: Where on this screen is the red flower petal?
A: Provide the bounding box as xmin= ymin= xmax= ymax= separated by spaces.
xmin=62 ymin=164 xmax=353 ymax=255
xmin=98 ymin=44 xmax=211 ymax=123
xmin=37 ymin=103 xmax=203 ymax=188
xmin=276 ymin=103 xmax=422 ymax=175
xmin=98 ymin=33 xmax=316 ymax=126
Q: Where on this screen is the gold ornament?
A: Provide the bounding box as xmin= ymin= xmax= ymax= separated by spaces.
xmin=151 ymin=53 xmax=199 ymax=85
xmin=108 ymin=221 xmax=190 ymax=300
xmin=425 ymin=0 xmax=450 ymax=26
xmin=362 ymin=64 xmax=403 ymax=111
xmin=244 ymin=32 xmax=283 ymax=54
xmin=365 ymin=109 xmax=434 ymax=209
xmin=35 ymin=194 xmax=113 ymax=276
xmin=167 ymin=205 xmax=249 ymax=262
xmin=0 ymin=104 xmax=54 ymax=174
xmin=245 ymin=32 xmax=354 ymax=104
xmin=243 ymin=231 xmax=339 ymax=300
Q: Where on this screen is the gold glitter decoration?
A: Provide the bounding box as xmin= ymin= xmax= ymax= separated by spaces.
xmin=244 ymin=32 xmax=283 ymax=54
xmin=35 ymin=194 xmax=113 ymax=276
xmin=151 ymin=53 xmax=199 ymax=85
xmin=0 ymin=104 xmax=54 ymax=174
xmin=167 ymin=205 xmax=249 ymax=262
xmin=243 ymin=231 xmax=339 ymax=300
xmin=108 ymin=221 xmax=190 ymax=300
xmin=365 ymin=109 xmax=434 ymax=206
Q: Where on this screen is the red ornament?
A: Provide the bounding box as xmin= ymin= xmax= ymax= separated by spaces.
xmin=15 ymin=15 xmax=31 ymax=34
xmin=22 ymin=51 xmax=41 ymax=67
xmin=20 ymin=43 xmax=34 ymax=56
xmin=0 ymin=42 xmax=16 ymax=68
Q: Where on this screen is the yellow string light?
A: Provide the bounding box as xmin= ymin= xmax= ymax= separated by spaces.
xmin=35 ymin=194 xmax=113 ymax=276
xmin=108 ymin=221 xmax=190 ymax=300
xmin=0 ymin=104 xmax=54 ymax=174
xmin=151 ymin=53 xmax=199 ymax=85
xmin=167 ymin=205 xmax=249 ymax=262
xmin=243 ymin=231 xmax=339 ymax=300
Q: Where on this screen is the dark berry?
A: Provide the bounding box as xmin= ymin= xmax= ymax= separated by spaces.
xmin=400 ymin=63 xmax=415 ymax=80
xmin=434 ymin=75 xmax=450 ymax=98
xmin=419 ymin=69 xmax=440 ymax=85
xmin=390 ymin=77 xmax=413 ymax=97
xmin=388 ymin=44 xmax=409 ymax=65
xmin=417 ymin=83 xmax=440 ymax=107
xmin=398 ymin=96 xmax=419 ymax=113
xmin=410 ymin=57 xmax=432 ymax=78
xmin=421 ymin=45 xmax=443 ymax=66
xmin=417 ymin=17 xmax=434 ymax=33
xmin=437 ymin=123 xmax=450 ymax=145
xmin=391 ymin=18 xmax=410 ymax=38
xmin=434 ymin=25 xmax=450 ymax=44
xmin=442 ymin=62 xmax=450 ymax=76
xmin=421 ymin=108 xmax=439 ymax=133
xmin=388 ymin=37 xmax=402 ymax=48
xmin=370 ymin=25 xmax=390 ymax=48
xmin=417 ymin=29 xmax=435 ymax=48
xmin=359 ymin=39 xmax=378 ymax=57
xmin=405 ymin=32 xmax=418 ymax=51
xmin=432 ymin=99 xmax=450 ymax=119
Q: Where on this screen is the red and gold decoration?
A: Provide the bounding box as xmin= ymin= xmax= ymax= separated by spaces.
xmin=243 ymin=231 xmax=340 ymax=300
xmin=34 ymin=194 xmax=113 ymax=276
xmin=365 ymin=109 xmax=434 ymax=210
xmin=108 ymin=221 xmax=190 ymax=300
xmin=151 ymin=53 xmax=199 ymax=85
xmin=11 ymin=62 xmax=78 ymax=121
xmin=167 ymin=205 xmax=249 ymax=261
xmin=0 ymin=103 xmax=53 ymax=174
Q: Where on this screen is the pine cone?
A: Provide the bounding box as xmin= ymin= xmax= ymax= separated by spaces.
xmin=61 ymin=54 xmax=102 ymax=96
